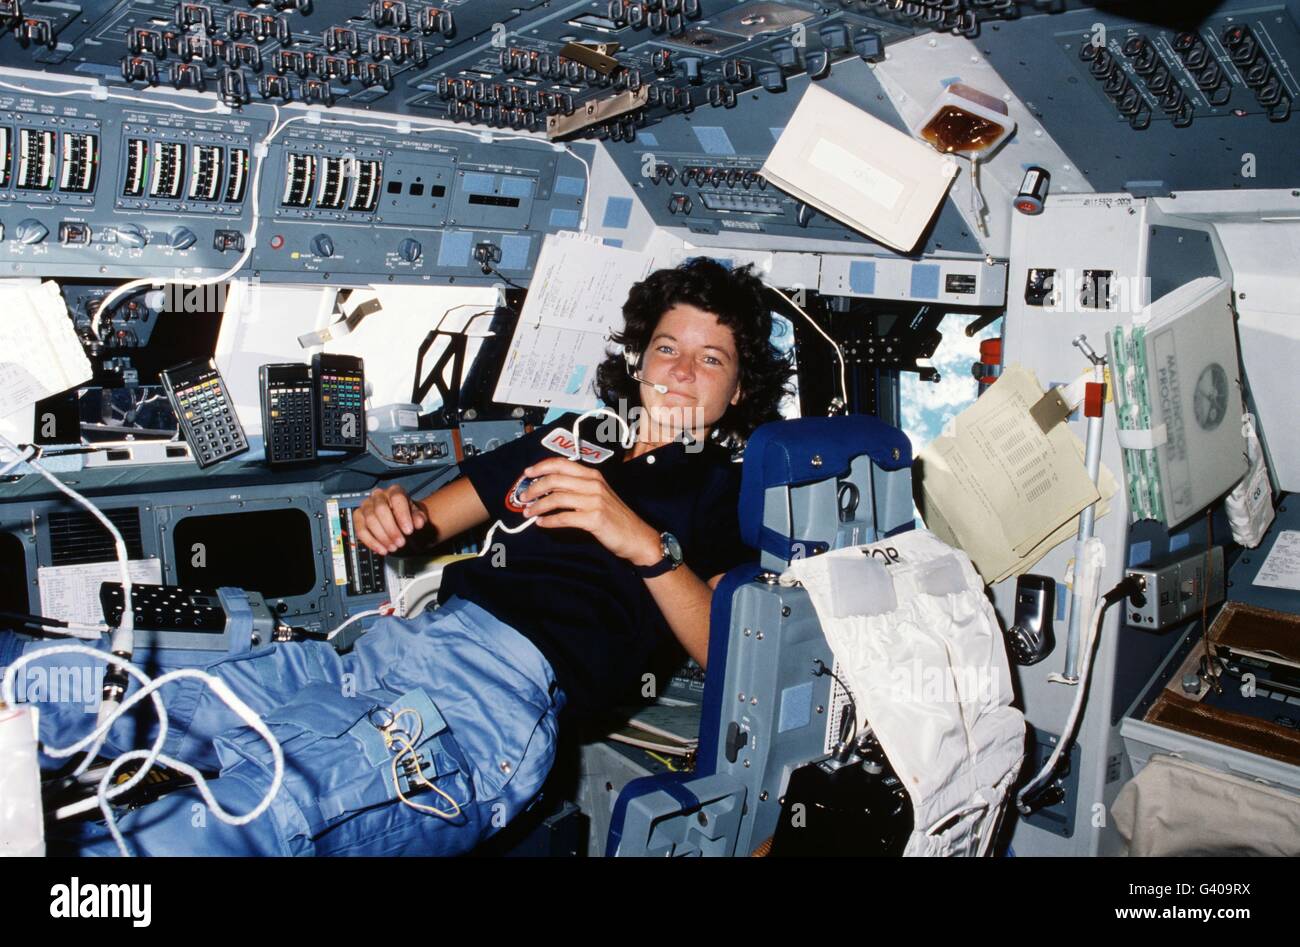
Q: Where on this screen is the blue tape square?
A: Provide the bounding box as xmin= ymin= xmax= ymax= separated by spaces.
xmin=692 ymin=126 xmax=736 ymax=156
xmin=1128 ymin=541 xmax=1152 ymax=567
xmin=602 ymin=196 xmax=633 ymax=230
xmin=910 ymin=263 xmax=941 ymax=300
xmin=461 ymin=172 xmax=495 ymax=194
xmin=549 ymin=208 xmax=581 ymax=229
xmin=638 ymin=132 xmax=659 ymax=147
xmin=778 ymin=681 xmax=813 ymax=734
xmin=849 ymin=261 xmax=877 ymax=295
xmin=499 ymin=176 xmax=534 ymax=199
xmin=603 ymin=238 xmax=623 ymax=247
xmin=1055 ymin=583 xmax=1068 ymax=622
xmin=555 ymin=175 xmax=586 ymax=197
xmin=770 ymin=127 xmax=785 ymax=142
xmin=565 ymin=365 xmax=586 ymax=395
xmin=436 ymin=231 xmax=473 ymax=268
xmin=498 ymin=234 xmax=531 ymax=271
xmin=1169 ymin=533 xmax=1190 ymax=552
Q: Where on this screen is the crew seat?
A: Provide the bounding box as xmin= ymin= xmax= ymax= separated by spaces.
xmin=606 ymin=414 xmax=914 ymax=856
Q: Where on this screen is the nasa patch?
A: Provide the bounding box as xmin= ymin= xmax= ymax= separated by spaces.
xmin=505 ymin=474 xmax=536 ymax=514
xmin=540 ymin=429 xmax=614 ymax=463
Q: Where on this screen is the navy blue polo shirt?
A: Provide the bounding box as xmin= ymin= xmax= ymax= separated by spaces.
xmin=437 ymin=413 xmax=755 ymax=721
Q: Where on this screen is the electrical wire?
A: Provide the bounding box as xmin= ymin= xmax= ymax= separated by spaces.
xmin=325 ymin=607 xmax=385 ymax=642
xmin=0 ymin=434 xmax=133 ymax=642
xmin=484 ymin=263 xmax=525 ymax=290
xmin=645 ymin=750 xmax=682 ymax=772
xmin=1200 ymin=509 xmax=1221 ymax=693
xmin=0 ymin=78 xmax=96 ymax=98
xmin=0 ymin=432 xmax=133 ymax=773
xmin=0 ymin=609 xmax=109 ymax=636
xmin=1015 ymin=576 xmax=1143 ymax=813
xmin=813 ymin=658 xmax=857 ymax=759
xmin=477 ymin=406 xmax=635 ymax=557
xmin=102 ymin=91 xmax=226 ymax=115
xmin=560 ymin=145 xmax=593 ymax=232
xmin=4 ymin=74 xmax=590 ymax=336
xmin=3 ymin=645 xmax=284 ymax=855
xmin=382 ymin=708 xmax=464 ymax=819
xmin=90 ymin=106 xmax=300 ymax=337
xmin=763 ymin=281 xmax=849 ymax=411
xmin=0 ymin=77 xmax=227 ymax=114
xmin=964 ymin=153 xmax=989 ymax=237
xmin=0 ymin=442 xmax=38 ymax=478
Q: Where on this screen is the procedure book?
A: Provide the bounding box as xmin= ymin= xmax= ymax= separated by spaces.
xmin=1108 ymin=277 xmax=1247 ymax=528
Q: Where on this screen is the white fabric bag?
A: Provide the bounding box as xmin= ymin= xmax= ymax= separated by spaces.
xmin=1112 ymin=754 xmax=1300 ymax=856
xmin=781 ymin=529 xmax=1025 ymax=856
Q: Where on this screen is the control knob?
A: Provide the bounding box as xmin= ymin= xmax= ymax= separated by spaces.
xmin=311 ymin=233 xmax=335 ymax=257
xmin=398 ymin=238 xmax=422 ymax=263
xmin=15 ymin=219 xmax=49 ymax=245
xmin=170 ymin=227 xmax=198 ymax=250
xmin=114 ymin=223 xmax=149 ymax=248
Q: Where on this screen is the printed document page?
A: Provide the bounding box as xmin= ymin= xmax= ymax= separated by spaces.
xmin=0 ymin=281 xmax=92 ymax=422
xmin=493 ymin=232 xmax=655 ymax=408
xmin=37 ymin=559 xmax=165 ymax=638
xmin=917 ymin=365 xmax=1112 ymax=582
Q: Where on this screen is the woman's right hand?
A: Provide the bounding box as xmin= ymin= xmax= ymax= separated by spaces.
xmin=353 ymin=484 xmax=428 ymax=555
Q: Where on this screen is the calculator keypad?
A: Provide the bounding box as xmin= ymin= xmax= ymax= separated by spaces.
xmin=319 ymin=370 xmax=364 ymax=450
xmin=164 ymin=363 xmax=249 ymax=469
xmin=266 ymin=381 xmax=316 ymax=463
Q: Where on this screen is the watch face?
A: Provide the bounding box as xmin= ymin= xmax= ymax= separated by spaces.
xmin=1194 ymin=363 xmax=1229 ymax=431
xmin=662 ymin=532 xmax=683 ymax=565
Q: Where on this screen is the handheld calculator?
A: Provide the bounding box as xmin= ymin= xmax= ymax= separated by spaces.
xmin=160 ymin=358 xmax=249 ymax=469
xmin=260 ymin=362 xmax=317 ymax=465
xmin=313 ymin=353 xmax=366 ymax=452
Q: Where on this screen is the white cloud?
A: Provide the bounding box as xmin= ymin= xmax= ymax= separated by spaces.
xmin=900 ymin=313 xmax=1001 ymax=453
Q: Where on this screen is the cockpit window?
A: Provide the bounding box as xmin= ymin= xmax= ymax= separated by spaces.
xmin=900 ymin=312 xmax=1003 ymax=455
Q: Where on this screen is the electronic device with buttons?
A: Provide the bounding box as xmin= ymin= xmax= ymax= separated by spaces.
xmin=98 ymin=582 xmax=278 ymax=652
xmin=259 ymin=362 xmax=317 ymax=466
xmin=312 ymin=353 xmax=366 ymax=453
xmin=159 ymin=358 xmax=249 ymax=469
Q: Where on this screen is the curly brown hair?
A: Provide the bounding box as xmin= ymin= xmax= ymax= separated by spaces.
xmin=593 ymin=258 xmax=794 ymax=447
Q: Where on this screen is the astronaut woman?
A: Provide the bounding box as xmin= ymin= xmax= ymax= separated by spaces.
xmin=77 ymin=258 xmax=794 ymax=856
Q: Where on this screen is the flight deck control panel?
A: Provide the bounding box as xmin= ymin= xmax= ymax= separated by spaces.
xmin=0 ymin=89 xmax=589 ymax=283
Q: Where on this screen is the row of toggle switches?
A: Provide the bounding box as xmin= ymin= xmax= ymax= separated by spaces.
xmin=649 ymin=165 xmax=767 ymax=189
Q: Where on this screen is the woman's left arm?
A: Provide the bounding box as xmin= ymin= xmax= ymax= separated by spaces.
xmin=519 ymin=456 xmax=717 ymax=667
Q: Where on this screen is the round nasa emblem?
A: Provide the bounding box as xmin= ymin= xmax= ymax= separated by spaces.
xmin=505 ymin=474 xmax=536 ymax=514
xmin=1193 ymin=363 xmax=1229 ymax=431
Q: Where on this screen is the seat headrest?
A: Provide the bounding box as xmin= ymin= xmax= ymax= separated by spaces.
xmin=738 ymin=415 xmax=911 ymax=551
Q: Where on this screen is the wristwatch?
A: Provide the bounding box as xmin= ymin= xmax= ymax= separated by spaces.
xmin=636 ymin=531 xmax=684 ymax=578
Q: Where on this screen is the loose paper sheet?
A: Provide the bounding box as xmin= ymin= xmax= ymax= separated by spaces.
xmin=0 ymin=281 xmax=92 ymax=421
xmin=917 ymin=365 xmax=1116 ymax=583
xmin=494 ymin=324 xmax=611 ymax=409
xmin=37 ymin=559 xmax=164 ymax=638
xmin=1253 ymin=530 xmax=1300 ymax=592
xmin=492 ymin=232 xmax=655 ymax=408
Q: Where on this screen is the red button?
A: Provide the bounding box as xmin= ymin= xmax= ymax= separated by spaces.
xmin=269 ymin=235 xmax=284 ymax=250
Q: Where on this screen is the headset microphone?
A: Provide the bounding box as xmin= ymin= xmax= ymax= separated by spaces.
xmin=624 ymin=349 xmax=669 ymax=394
